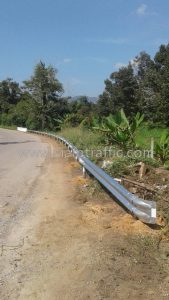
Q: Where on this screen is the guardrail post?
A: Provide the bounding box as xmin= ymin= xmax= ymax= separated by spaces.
xmin=82 ymin=166 xmax=86 ymax=178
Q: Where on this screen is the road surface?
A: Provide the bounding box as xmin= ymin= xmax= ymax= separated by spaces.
xmin=0 ymin=129 xmax=49 ymax=242
xmin=0 ymin=129 xmax=168 ymax=300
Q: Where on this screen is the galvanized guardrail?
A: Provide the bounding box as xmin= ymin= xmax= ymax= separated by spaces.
xmin=28 ymin=130 xmax=156 ymax=224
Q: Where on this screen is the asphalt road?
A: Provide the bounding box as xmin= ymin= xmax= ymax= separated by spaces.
xmin=0 ymin=128 xmax=49 ymax=242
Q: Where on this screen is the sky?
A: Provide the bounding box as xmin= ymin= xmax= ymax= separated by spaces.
xmin=0 ymin=0 xmax=169 ymax=97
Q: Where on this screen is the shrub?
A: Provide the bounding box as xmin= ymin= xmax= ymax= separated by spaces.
xmin=154 ymin=131 xmax=169 ymax=164
xmin=93 ymin=109 xmax=144 ymax=150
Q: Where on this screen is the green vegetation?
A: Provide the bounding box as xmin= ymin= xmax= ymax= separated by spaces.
xmin=135 ymin=125 xmax=168 ymax=148
xmin=60 ymin=126 xmax=161 ymax=170
xmin=0 ymin=125 xmax=17 ymax=130
xmin=98 ymin=45 xmax=169 ymax=126
xmin=0 ymin=43 xmax=169 ymax=168
xmin=1 ymin=44 xmax=169 ymax=226
xmin=154 ymin=131 xmax=169 ymax=164
xmin=93 ymin=109 xmax=144 ymax=149
xmin=61 ymin=127 xmax=104 ymax=153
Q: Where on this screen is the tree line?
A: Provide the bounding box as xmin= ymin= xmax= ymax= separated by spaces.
xmin=98 ymin=43 xmax=169 ymax=126
xmin=0 ymin=43 xmax=169 ymax=130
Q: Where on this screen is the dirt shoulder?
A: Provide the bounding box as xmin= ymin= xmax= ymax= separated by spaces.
xmin=0 ymin=136 xmax=169 ymax=300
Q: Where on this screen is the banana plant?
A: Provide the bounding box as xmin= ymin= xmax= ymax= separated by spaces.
xmin=154 ymin=132 xmax=169 ymax=164
xmin=93 ymin=109 xmax=144 ymax=149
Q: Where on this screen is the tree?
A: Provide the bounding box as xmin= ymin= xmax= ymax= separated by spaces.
xmin=132 ymin=52 xmax=162 ymax=123
xmin=0 ymin=78 xmax=21 ymax=114
xmin=132 ymin=52 xmax=155 ymax=81
xmin=110 ymin=64 xmax=138 ymax=116
xmin=97 ymin=84 xmax=117 ymax=116
xmin=97 ymin=44 xmax=169 ymax=125
xmin=97 ymin=64 xmax=138 ymax=117
xmin=23 ymin=61 xmax=64 ymax=129
xmin=154 ymin=44 xmax=169 ymax=125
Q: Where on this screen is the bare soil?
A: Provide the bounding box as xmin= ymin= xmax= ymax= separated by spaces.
xmin=123 ymin=164 xmax=169 ymax=223
xmin=0 ymin=136 xmax=169 ymax=299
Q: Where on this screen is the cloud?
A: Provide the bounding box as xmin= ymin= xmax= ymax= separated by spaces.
xmin=70 ymin=77 xmax=81 ymax=85
xmin=136 ymin=4 xmax=157 ymax=16
xmin=85 ymin=38 xmax=127 ymax=45
xmin=64 ymin=77 xmax=83 ymax=96
xmin=57 ymin=58 xmax=72 ymax=66
xmin=63 ymin=58 xmax=72 ymax=64
xmin=87 ymin=57 xmax=107 ymax=64
xmin=130 ymin=59 xmax=139 ymax=68
xmin=113 ymin=62 xmax=127 ymax=69
xmin=153 ymin=39 xmax=169 ymax=46
xmin=136 ymin=4 xmax=147 ymax=15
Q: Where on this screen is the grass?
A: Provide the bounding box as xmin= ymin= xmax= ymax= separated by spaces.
xmin=59 ymin=124 xmax=164 ymax=177
xmin=0 ymin=125 xmax=17 ymax=130
xmin=135 ymin=124 xmax=168 ymax=148
xmin=60 ymin=123 xmax=167 ymax=151
xmin=60 ymin=127 xmax=104 ymax=151
xmin=59 ymin=127 xmax=107 ymax=163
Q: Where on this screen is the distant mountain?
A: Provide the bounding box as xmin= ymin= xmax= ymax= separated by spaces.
xmin=68 ymin=96 xmax=98 ymax=103
xmin=88 ymin=97 xmax=98 ymax=103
